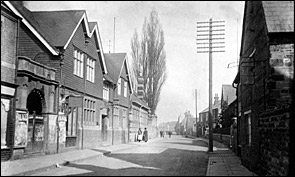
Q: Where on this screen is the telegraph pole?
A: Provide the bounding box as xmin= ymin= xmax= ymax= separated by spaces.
xmin=196 ymin=18 xmax=225 ymax=152
xmin=113 ymin=17 xmax=116 ymax=53
xmin=195 ymin=89 xmax=198 ymax=137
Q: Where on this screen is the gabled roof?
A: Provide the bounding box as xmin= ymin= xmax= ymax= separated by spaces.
xmin=200 ymin=100 xmax=221 ymax=114
xmin=262 ymin=1 xmax=294 ymax=33
xmin=31 ymin=10 xmax=86 ymax=47
xmin=104 ymin=53 xmax=133 ymax=94
xmin=7 ymin=2 xmax=108 ymax=74
xmin=221 ymin=85 xmax=236 ymax=105
xmin=5 ymin=1 xmax=59 ymax=55
xmin=89 ymin=22 xmax=97 ymax=32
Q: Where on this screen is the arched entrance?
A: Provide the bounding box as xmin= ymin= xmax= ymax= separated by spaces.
xmin=26 ymin=89 xmax=45 ymax=154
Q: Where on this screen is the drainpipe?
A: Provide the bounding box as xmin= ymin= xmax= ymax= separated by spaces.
xmin=111 ymin=83 xmax=117 ymax=145
xmin=232 ymin=71 xmax=240 ymax=156
xmin=56 ymin=51 xmax=64 ymax=153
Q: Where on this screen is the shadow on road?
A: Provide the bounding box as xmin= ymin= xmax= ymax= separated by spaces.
xmin=65 ymin=148 xmax=207 ymax=176
xmin=61 ymin=137 xmax=209 ymax=176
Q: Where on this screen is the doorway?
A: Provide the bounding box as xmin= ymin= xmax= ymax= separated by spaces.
xmin=101 ymin=115 xmax=109 ymax=142
xmin=25 ymin=89 xmax=45 ymax=154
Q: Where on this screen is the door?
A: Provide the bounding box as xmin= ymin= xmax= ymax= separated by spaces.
xmin=102 ymin=115 xmax=109 ymax=142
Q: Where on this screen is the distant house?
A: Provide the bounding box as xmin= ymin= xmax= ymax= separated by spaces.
xmin=233 ymin=1 xmax=293 ymax=175
xmin=103 ymin=53 xmax=133 ymax=145
xmin=220 ymin=85 xmax=236 ymax=128
xmin=198 ymin=94 xmax=221 ymax=136
xmin=179 ymin=111 xmax=196 ymax=136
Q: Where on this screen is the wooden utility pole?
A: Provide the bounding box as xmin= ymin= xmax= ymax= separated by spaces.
xmin=195 ymin=89 xmax=198 ymax=137
xmin=113 ymin=17 xmax=116 ymax=53
xmin=196 ymin=18 xmax=225 ymax=152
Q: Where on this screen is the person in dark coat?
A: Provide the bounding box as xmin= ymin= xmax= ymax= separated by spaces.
xmin=137 ymin=128 xmax=143 ymax=142
xmin=143 ymin=128 xmax=148 ymax=142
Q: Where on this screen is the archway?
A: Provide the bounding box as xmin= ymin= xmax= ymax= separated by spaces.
xmin=26 ymin=89 xmax=45 ymax=154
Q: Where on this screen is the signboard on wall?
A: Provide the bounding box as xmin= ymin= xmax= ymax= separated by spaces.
xmin=68 ymin=96 xmax=83 ymax=107
xmin=14 ymin=111 xmax=28 ymax=147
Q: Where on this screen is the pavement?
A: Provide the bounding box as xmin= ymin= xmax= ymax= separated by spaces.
xmin=1 ymin=136 xmax=257 ymax=176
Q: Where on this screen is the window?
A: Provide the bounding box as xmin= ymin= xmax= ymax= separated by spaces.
xmin=123 ymin=109 xmax=127 ymax=128
xmin=113 ymin=107 xmax=119 ymax=128
xmin=103 ymin=86 xmax=109 ymax=101
xmin=73 ymin=49 xmax=84 ymax=77
xmin=86 ymin=57 xmax=95 ymax=83
xmin=124 ymin=81 xmax=127 ymax=97
xmin=84 ymin=98 xmax=96 ymax=126
xmin=245 ymin=111 xmax=251 ymax=145
xmin=117 ymin=78 xmax=122 ymax=95
xmin=66 ymin=107 xmax=77 ymax=136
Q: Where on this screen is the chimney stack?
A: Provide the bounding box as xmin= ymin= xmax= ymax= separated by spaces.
xmin=214 ymin=94 xmax=219 ymax=105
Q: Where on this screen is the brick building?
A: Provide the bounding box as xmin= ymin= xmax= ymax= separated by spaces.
xmin=233 ymin=1 xmax=293 ymax=175
xmin=197 ymin=94 xmax=221 ymax=136
xmin=1 ymin=2 xmax=20 ymax=161
xmin=130 ymin=94 xmax=150 ymax=142
xmin=103 ymin=53 xmax=133 ymax=145
xmin=2 ymin=1 xmax=62 ymax=160
xmin=220 ymin=84 xmax=236 ymax=128
xmin=3 ymin=1 xmax=110 ymax=157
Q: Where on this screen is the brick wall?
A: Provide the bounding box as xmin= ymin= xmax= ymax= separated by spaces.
xmin=240 ymin=1 xmax=293 ymax=175
xmin=212 ymin=134 xmax=231 ymax=148
xmin=239 ymin=1 xmax=269 ymax=173
xmin=259 ymin=107 xmax=290 ymax=176
xmin=1 ymin=8 xmax=19 ymax=161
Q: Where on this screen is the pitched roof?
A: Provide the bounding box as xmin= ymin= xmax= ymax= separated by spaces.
xmin=262 ymin=1 xmax=294 ymax=33
xmin=104 ymin=53 xmax=126 ymax=84
xmin=200 ymin=100 xmax=221 ymax=114
xmin=104 ymin=53 xmax=133 ymax=93
xmin=221 ymin=85 xmax=236 ymax=105
xmin=89 ymin=22 xmax=97 ymax=32
xmin=6 ymin=1 xmax=59 ymax=55
xmin=31 ymin=10 xmax=85 ymax=47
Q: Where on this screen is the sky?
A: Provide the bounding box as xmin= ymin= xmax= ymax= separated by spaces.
xmin=26 ymin=1 xmax=245 ymax=124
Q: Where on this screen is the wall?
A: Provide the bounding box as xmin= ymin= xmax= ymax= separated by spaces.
xmin=239 ymin=1 xmax=269 ymax=173
xmin=1 ymin=7 xmax=19 ymax=161
xmin=212 ymin=134 xmax=231 ymax=148
xmin=259 ymin=107 xmax=290 ymax=176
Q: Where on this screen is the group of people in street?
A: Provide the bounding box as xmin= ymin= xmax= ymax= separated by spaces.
xmin=137 ymin=128 xmax=148 ymax=142
xmin=160 ymin=130 xmax=172 ymax=138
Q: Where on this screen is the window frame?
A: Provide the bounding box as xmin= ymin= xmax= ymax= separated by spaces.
xmin=84 ymin=98 xmax=96 ymax=126
xmin=117 ymin=78 xmax=122 ymax=95
xmin=73 ymin=48 xmax=84 ymax=78
xmin=103 ymin=86 xmax=109 ymax=101
xmin=86 ymin=56 xmax=95 ymax=83
xmin=124 ymin=80 xmax=128 ymax=97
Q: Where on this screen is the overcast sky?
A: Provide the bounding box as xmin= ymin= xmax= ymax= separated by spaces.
xmin=27 ymin=1 xmax=245 ymax=124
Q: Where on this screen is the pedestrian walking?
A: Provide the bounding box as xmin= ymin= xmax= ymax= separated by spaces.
xmin=143 ymin=128 xmax=148 ymax=142
xmin=137 ymin=128 xmax=143 ymax=142
xmin=169 ymin=131 xmax=172 ymax=138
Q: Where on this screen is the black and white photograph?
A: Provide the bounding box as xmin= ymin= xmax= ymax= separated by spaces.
xmin=1 ymin=1 xmax=293 ymax=176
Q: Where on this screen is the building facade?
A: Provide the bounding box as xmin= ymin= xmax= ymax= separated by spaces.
xmin=104 ymin=53 xmax=133 ymax=145
xmin=235 ymin=1 xmax=293 ymax=175
xmin=1 ymin=2 xmax=20 ymax=161
xmin=197 ymin=94 xmax=221 ymax=136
